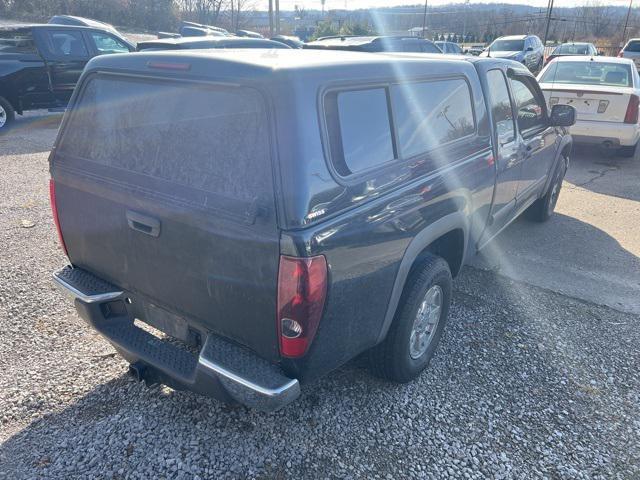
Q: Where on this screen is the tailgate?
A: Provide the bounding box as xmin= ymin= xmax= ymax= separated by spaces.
xmin=51 ymin=73 xmax=281 ymax=361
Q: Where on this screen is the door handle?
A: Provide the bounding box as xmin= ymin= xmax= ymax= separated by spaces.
xmin=126 ymin=210 xmax=160 ymax=237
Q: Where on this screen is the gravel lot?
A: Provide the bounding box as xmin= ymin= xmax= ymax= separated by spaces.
xmin=1 ymin=114 xmax=639 ymax=479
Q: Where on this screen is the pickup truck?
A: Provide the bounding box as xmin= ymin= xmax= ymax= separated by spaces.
xmin=49 ymin=50 xmax=575 ymax=411
xmin=0 ymin=24 xmax=134 ymax=130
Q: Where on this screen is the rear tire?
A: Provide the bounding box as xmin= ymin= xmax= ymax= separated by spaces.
xmin=618 ymin=142 xmax=637 ymax=158
xmin=0 ymin=96 xmax=15 ymax=132
xmin=369 ymin=253 xmax=452 ymax=383
xmin=526 ymin=156 xmax=567 ymax=223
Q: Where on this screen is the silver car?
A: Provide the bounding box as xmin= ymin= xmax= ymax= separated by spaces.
xmin=619 ymin=38 xmax=640 ymax=70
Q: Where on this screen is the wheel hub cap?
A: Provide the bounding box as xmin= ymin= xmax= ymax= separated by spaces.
xmin=0 ymin=105 xmax=6 ymax=128
xmin=409 ymin=285 xmax=443 ymax=359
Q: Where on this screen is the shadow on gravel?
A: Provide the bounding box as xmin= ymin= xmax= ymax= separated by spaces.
xmin=1 ymin=268 xmax=639 ymax=478
xmin=565 ymin=145 xmax=640 ymax=202
xmin=473 ymin=211 xmax=640 ymax=315
xmin=0 ymin=113 xmax=62 ymax=155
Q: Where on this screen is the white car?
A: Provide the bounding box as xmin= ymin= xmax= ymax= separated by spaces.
xmin=537 ymin=56 xmax=640 ymax=157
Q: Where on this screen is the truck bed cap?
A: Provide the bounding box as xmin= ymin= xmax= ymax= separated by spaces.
xmin=85 ymin=48 xmax=472 ymax=79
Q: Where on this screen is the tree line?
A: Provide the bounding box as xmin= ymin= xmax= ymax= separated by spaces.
xmin=0 ymin=0 xmax=256 ymax=33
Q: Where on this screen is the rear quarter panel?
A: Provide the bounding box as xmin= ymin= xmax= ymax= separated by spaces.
xmin=273 ymin=62 xmax=496 ymax=380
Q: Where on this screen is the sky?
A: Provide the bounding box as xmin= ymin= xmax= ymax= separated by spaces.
xmin=275 ymin=0 xmax=635 ymax=10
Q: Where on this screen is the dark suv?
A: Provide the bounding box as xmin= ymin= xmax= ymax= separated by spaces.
xmin=50 ymin=50 xmax=574 ymax=411
xmin=0 ymin=24 xmax=134 ymax=130
xmin=481 ymin=34 xmax=544 ymax=73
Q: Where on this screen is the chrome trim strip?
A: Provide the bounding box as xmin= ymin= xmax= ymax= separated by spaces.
xmin=197 ymin=356 xmax=300 ymax=398
xmin=52 ymin=272 xmax=123 ymax=304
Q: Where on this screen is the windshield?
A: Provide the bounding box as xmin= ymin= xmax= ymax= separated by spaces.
xmin=624 ymin=40 xmax=640 ymax=52
xmin=553 ymin=44 xmax=591 ymax=55
xmin=540 ymin=61 xmax=633 ymax=87
xmin=490 ymin=39 xmax=524 ymax=51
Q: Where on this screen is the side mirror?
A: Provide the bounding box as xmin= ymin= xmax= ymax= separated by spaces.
xmin=549 ymin=104 xmax=576 ymax=127
xmin=526 ymin=46 xmax=534 ymax=51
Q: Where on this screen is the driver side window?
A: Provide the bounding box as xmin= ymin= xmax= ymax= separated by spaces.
xmin=509 ymin=76 xmax=546 ymax=134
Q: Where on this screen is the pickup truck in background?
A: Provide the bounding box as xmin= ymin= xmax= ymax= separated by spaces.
xmin=49 ymin=50 xmax=575 ymax=411
xmin=0 ymin=24 xmax=134 ymax=130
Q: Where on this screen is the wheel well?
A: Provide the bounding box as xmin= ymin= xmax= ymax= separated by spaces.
xmin=408 ymin=229 xmax=465 ymax=280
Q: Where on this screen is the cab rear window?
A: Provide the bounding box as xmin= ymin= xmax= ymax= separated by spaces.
xmin=58 ymin=75 xmax=272 ymax=206
xmin=0 ymin=29 xmax=37 ymax=54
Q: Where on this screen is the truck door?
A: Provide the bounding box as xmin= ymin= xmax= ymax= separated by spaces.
xmin=481 ymin=68 xmax=523 ymax=240
xmin=0 ymin=27 xmax=53 ymax=110
xmin=33 ymin=28 xmax=90 ymax=106
xmin=508 ymin=73 xmax=557 ymax=205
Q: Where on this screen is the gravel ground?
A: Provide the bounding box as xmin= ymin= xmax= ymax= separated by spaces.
xmin=1 ymin=117 xmax=639 ymax=479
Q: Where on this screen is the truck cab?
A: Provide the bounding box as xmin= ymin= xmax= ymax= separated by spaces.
xmin=0 ymin=24 xmax=134 ymax=130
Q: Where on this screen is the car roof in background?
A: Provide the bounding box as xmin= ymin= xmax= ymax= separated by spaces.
xmin=137 ymin=37 xmax=287 ymax=48
xmin=49 ymin=15 xmax=113 ymax=29
xmin=495 ymin=34 xmax=528 ymax=40
xmin=307 ymin=35 xmax=431 ymax=46
xmin=550 ymin=55 xmax=633 ymax=64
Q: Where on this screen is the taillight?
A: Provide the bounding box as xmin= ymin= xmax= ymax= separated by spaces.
xmin=624 ymin=94 xmax=639 ymax=124
xmin=49 ymin=179 xmax=68 ymax=257
xmin=277 ymin=255 xmax=327 ymax=358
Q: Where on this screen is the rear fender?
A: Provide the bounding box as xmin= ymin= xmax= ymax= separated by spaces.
xmin=376 ymin=212 xmax=469 ymax=343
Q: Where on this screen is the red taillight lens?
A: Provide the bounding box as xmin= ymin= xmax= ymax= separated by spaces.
xmin=49 ymin=179 xmax=68 ymax=257
xmin=277 ymin=255 xmax=327 ymax=358
xmin=624 ymin=94 xmax=639 ymax=124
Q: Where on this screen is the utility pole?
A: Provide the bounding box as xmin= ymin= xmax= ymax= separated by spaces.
xmin=462 ymin=0 xmax=469 ymax=43
xmin=623 ymin=0 xmax=633 ymax=46
xmin=269 ymin=0 xmax=274 ymax=36
xmin=421 ymin=0 xmax=428 ymax=38
xmin=542 ymin=0 xmax=554 ymax=46
xmin=275 ymin=0 xmax=280 ymax=35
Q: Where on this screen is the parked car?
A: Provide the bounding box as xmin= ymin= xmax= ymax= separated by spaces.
xmin=236 ymin=30 xmax=263 ymax=39
xmin=467 ymin=44 xmax=485 ymax=56
xmin=0 ymin=24 xmax=134 ymax=130
xmin=271 ymin=35 xmax=303 ymax=49
xmin=538 ymin=56 xmax=639 ymax=157
xmin=435 ymin=41 xmax=463 ymax=54
xmin=304 ymin=35 xmax=442 ymax=53
xmin=618 ymin=38 xmax=640 ymax=70
xmin=48 ymin=15 xmax=123 ymax=37
xmin=179 ymin=21 xmax=230 ymax=38
xmin=136 ymin=37 xmax=291 ymax=51
xmin=545 ymin=42 xmax=598 ymax=65
xmin=481 ymin=34 xmax=544 ymax=73
xmin=50 ymin=50 xmax=574 ymax=411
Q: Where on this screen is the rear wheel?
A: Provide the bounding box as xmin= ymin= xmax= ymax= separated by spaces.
xmin=618 ymin=141 xmax=637 ymax=158
xmin=526 ymin=156 xmax=567 ymax=222
xmin=0 ymin=97 xmax=15 ymax=132
xmin=369 ymin=253 xmax=452 ymax=383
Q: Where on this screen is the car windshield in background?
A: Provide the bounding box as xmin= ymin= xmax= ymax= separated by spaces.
xmin=624 ymin=40 xmax=640 ymax=52
xmin=540 ymin=62 xmax=633 ymax=87
xmin=553 ymin=44 xmax=590 ymax=55
xmin=490 ymin=39 xmax=524 ymax=51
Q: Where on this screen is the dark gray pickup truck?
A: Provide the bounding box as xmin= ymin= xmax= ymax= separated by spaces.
xmin=49 ymin=50 xmax=575 ymax=411
xmin=0 ymin=24 xmax=133 ymax=130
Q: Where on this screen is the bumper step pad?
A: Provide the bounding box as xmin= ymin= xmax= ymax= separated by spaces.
xmin=53 ymin=265 xmax=300 ymax=411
